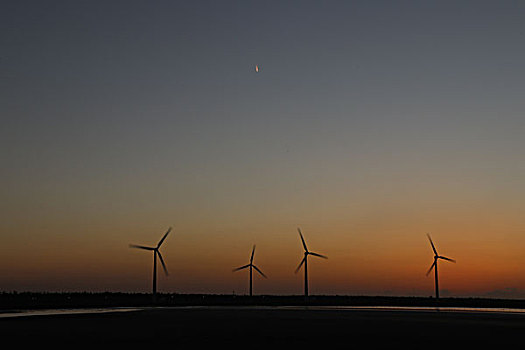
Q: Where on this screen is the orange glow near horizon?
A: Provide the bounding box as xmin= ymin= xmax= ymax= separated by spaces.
xmin=1 ymin=207 xmax=525 ymax=298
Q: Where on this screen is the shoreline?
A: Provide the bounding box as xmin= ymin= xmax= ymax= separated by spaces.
xmin=2 ymin=292 xmax=525 ymax=310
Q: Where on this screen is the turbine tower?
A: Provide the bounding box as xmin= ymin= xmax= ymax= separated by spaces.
xmin=233 ymin=245 xmax=267 ymax=296
xmin=426 ymin=233 xmax=456 ymax=300
xmin=295 ymin=228 xmax=327 ymax=298
xmin=129 ymin=227 xmax=171 ymax=300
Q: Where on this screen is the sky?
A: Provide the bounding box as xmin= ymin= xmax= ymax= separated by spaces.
xmin=1 ymin=0 xmax=525 ymax=298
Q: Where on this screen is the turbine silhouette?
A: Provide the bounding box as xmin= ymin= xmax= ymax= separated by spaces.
xmin=233 ymin=245 xmax=267 ymax=296
xmin=129 ymin=227 xmax=171 ymax=300
xmin=426 ymin=233 xmax=456 ymax=300
xmin=295 ymin=228 xmax=327 ymax=298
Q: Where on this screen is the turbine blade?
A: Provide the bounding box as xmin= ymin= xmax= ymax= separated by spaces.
xmin=439 ymin=256 xmax=456 ymax=263
xmin=426 ymin=261 xmax=436 ymax=276
xmin=298 ymin=227 xmax=308 ymax=252
xmin=233 ymin=264 xmax=251 ymax=272
xmin=157 ymin=251 xmax=169 ymax=276
xmin=295 ymin=257 xmax=306 ymax=274
xmin=129 ymin=244 xmax=155 ymax=250
xmin=252 ymin=265 xmax=267 ymax=278
xmin=309 ymin=252 xmax=328 ymax=259
xmin=427 ymin=233 xmax=438 ymax=256
xmin=250 ymin=245 xmax=256 ymax=264
xmin=157 ymin=227 xmax=172 ymax=248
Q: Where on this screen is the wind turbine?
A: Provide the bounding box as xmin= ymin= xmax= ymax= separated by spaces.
xmin=295 ymin=228 xmax=327 ymax=298
xmin=129 ymin=227 xmax=171 ymax=300
xmin=426 ymin=233 xmax=456 ymax=300
xmin=233 ymin=245 xmax=267 ymax=296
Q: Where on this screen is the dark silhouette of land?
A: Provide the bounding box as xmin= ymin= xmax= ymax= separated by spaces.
xmin=3 ymin=292 xmax=525 ymax=310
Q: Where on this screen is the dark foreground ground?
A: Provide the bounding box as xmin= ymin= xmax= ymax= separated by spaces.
xmin=1 ymin=306 xmax=525 ymax=347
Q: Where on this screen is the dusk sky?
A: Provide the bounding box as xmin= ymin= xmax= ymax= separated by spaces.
xmin=1 ymin=1 xmax=525 ymax=297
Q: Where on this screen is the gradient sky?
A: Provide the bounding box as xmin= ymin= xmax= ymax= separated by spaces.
xmin=1 ymin=1 xmax=525 ymax=297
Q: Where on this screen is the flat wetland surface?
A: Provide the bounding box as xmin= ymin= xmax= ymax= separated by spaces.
xmin=1 ymin=305 xmax=525 ymax=346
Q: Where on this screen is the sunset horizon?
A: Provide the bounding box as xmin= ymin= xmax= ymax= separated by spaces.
xmin=2 ymin=1 xmax=525 ymax=300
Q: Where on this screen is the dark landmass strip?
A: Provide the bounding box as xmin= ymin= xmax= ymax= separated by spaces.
xmin=1 ymin=306 xmax=525 ymax=346
xmin=1 ymin=292 xmax=525 ymax=310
